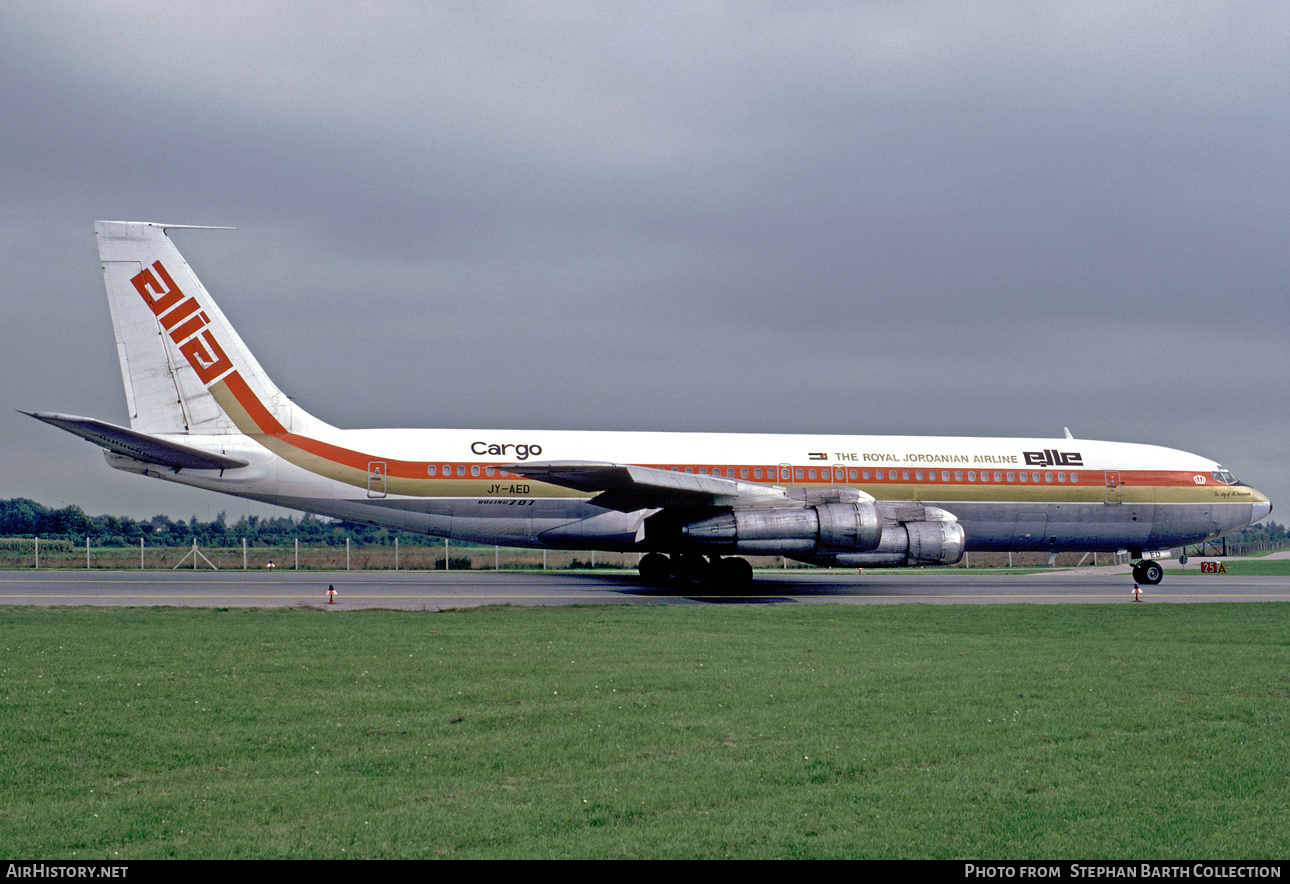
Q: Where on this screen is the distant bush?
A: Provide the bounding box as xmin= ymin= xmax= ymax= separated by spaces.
xmin=0 ymin=537 xmax=74 ymax=551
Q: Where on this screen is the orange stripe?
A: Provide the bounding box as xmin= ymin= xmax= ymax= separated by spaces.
xmin=222 ymin=371 xmax=428 ymax=478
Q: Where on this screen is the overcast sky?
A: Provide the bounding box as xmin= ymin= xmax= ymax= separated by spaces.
xmin=1 ymin=2 xmax=1285 ymax=525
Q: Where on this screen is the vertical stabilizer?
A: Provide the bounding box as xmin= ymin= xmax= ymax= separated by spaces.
xmin=95 ymin=221 xmax=316 ymax=437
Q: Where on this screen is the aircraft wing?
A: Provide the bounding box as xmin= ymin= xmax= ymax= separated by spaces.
xmin=22 ymin=412 xmax=248 ymax=471
xmin=503 ymin=460 xmax=796 ymax=511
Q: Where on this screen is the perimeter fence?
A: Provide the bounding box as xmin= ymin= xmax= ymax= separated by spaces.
xmin=0 ymin=537 xmax=1200 ymax=572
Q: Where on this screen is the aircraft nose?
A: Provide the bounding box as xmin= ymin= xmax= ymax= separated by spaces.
xmin=1251 ymin=492 xmax=1272 ymax=525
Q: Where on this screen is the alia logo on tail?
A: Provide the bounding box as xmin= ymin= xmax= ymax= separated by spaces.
xmin=131 ymin=261 xmax=234 ymax=385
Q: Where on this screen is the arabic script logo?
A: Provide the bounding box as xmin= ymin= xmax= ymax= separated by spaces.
xmin=131 ymin=261 xmax=234 ymax=385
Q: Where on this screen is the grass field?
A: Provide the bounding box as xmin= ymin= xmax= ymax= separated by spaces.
xmin=2 ymin=604 xmax=1287 ymax=859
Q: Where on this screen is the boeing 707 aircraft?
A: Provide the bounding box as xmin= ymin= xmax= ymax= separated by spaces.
xmin=27 ymin=222 xmax=1272 ymax=589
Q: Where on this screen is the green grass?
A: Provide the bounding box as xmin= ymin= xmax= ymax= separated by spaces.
xmin=2 ymin=604 xmax=1288 ymax=859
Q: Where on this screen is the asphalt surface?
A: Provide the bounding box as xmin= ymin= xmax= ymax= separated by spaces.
xmin=2 ymin=562 xmax=1287 ymax=608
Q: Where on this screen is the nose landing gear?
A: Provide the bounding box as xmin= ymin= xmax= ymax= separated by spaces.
xmin=1131 ymin=560 xmax=1164 ymax=585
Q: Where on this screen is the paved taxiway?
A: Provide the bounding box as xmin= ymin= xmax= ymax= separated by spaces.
xmin=2 ymin=565 xmax=1287 ymax=608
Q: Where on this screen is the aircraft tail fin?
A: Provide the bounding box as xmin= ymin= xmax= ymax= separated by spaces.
xmin=95 ymin=221 xmax=320 ymax=437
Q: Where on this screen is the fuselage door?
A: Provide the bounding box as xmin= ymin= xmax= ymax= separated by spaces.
xmin=1104 ymin=471 xmax=1121 ymax=505
xmin=368 ymin=461 xmax=387 ymax=498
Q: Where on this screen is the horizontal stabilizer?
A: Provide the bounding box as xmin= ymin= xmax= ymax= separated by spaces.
xmin=503 ymin=460 xmax=791 ymax=511
xmin=21 ymin=412 xmax=248 ymax=471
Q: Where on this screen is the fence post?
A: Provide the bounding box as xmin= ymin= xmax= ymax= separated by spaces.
xmin=140 ymin=537 xmax=144 ymax=570
xmin=86 ymin=537 xmax=90 ymax=570
xmin=243 ymin=537 xmax=248 ymax=570
xmin=295 ymin=538 xmax=299 ymax=570
xmin=346 ymin=537 xmax=351 ymax=571
xmin=34 ymin=536 xmax=39 ymax=570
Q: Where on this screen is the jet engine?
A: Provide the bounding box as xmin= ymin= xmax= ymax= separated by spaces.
xmin=829 ymin=515 xmax=966 ymax=567
xmin=675 ymin=499 xmax=965 ymax=566
xmin=679 ymin=502 xmax=884 ymax=554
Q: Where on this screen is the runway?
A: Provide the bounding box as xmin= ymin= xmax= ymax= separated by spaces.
xmin=1 ymin=565 xmax=1287 ymax=608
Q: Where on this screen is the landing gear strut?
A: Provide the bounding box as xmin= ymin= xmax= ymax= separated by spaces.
xmin=637 ymin=553 xmax=754 ymax=592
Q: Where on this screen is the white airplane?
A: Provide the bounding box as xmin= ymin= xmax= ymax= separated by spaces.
xmin=27 ymin=221 xmax=1272 ymax=589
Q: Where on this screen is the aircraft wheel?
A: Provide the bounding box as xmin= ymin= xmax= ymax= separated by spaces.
xmin=639 ymin=553 xmax=671 ymax=584
xmin=1133 ymin=561 xmax=1164 ymax=585
xmin=675 ymin=554 xmax=711 ymax=586
xmin=717 ymin=556 xmax=754 ymax=592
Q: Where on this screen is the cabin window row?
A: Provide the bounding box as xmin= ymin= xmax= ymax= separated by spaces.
xmin=668 ymin=466 xmax=1081 ymax=484
xmin=423 ymin=463 xmax=1080 ymax=484
xmin=426 ymin=465 xmax=514 ymax=477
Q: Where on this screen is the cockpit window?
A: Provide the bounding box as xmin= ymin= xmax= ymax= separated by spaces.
xmin=1211 ymin=466 xmax=1238 ymax=485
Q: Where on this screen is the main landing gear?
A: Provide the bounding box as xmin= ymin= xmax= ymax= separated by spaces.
xmin=638 ymin=553 xmax=755 ymax=592
xmin=1131 ymin=560 xmax=1164 ymax=585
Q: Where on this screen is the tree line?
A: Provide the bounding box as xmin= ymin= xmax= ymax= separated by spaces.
xmin=0 ymin=498 xmax=437 ymax=548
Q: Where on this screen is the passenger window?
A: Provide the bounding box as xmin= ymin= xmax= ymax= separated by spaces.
xmin=955 ymin=471 xmax=963 ymax=482
xmin=1044 ymin=472 xmax=1053 ymax=483
xmin=968 ymin=471 xmax=976 ymax=481
xmin=471 ymin=465 xmax=480 ymax=477
xmin=753 ymin=468 xmax=762 ymax=479
xmin=457 ymin=465 xmax=466 ymax=476
xmin=1006 ymin=472 xmax=1014 ymax=482
xmin=993 ymin=471 xmax=1002 ymax=482
xmin=740 ymin=468 xmax=749 ymax=479
xmin=795 ymin=469 xmax=804 ymax=480
xmin=427 ymin=465 xmax=437 ymax=476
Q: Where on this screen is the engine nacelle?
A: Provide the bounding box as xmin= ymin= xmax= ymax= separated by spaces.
xmin=832 ymin=517 xmax=966 ymax=567
xmin=679 ymin=502 xmax=883 ymax=555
